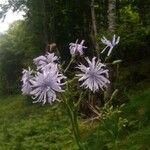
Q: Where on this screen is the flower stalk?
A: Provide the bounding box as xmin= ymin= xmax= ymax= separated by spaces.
xmin=63 ymin=95 xmax=84 ymax=150
xmin=21 ymin=36 xmax=120 ymax=149
xmin=64 ymin=57 xmax=75 ymax=73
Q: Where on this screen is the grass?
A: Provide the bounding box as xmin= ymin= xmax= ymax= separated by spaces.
xmin=119 ymin=89 xmax=150 ymax=150
xmin=119 ymin=126 xmax=150 ymax=150
xmin=0 ymin=95 xmax=77 ymax=150
xmin=0 ymin=88 xmax=149 ymax=149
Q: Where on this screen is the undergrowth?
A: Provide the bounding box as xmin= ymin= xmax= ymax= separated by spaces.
xmin=0 ymin=88 xmax=149 ymax=149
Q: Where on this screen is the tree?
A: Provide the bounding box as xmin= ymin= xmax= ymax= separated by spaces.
xmin=108 ymin=0 xmax=116 ymax=32
xmin=0 ymin=20 xmax=38 ymax=94
xmin=90 ymin=0 xmax=100 ymax=58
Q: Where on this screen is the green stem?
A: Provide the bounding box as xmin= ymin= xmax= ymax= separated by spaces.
xmin=115 ymin=139 xmax=118 ymax=150
xmin=115 ymin=64 xmax=119 ymax=88
xmin=104 ymin=56 xmax=109 ymax=63
xmin=69 ymin=106 xmax=83 ymax=149
xmin=72 ymin=110 xmax=82 ymax=148
xmin=63 ymin=97 xmax=83 ymax=150
xmin=64 ymin=57 xmax=75 ymax=73
xmin=75 ymin=90 xmax=87 ymax=107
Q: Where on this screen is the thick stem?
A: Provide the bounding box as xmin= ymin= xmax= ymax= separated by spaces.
xmin=72 ymin=110 xmax=82 ymax=148
xmin=63 ymin=98 xmax=83 ymax=150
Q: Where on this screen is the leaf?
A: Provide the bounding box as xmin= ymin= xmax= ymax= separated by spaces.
xmin=112 ymin=60 xmax=122 ymax=65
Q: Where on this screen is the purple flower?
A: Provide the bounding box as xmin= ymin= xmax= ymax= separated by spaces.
xmin=21 ymin=67 xmax=33 ymax=95
xmin=33 ymin=52 xmax=58 ymax=70
xmin=69 ymin=39 xmax=87 ymax=56
xmin=30 ymin=65 xmax=66 ymax=104
xmin=101 ymin=35 xmax=120 ymax=56
xmin=76 ymin=57 xmax=110 ymax=92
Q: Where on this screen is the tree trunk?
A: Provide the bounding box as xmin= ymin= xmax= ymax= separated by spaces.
xmin=108 ymin=0 xmax=116 ymax=32
xmin=103 ymin=0 xmax=109 ymax=29
xmin=42 ymin=0 xmax=49 ymax=48
xmin=105 ymin=0 xmax=116 ymax=100
xmin=137 ymin=1 xmax=147 ymax=26
xmin=91 ymin=0 xmax=100 ymax=58
xmin=116 ymin=0 xmax=120 ymax=24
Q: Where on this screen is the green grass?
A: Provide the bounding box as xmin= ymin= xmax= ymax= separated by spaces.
xmin=0 ymin=95 xmax=77 ymax=150
xmin=123 ymin=89 xmax=150 ymax=126
xmin=119 ymin=126 xmax=150 ymax=150
xmin=0 ymin=88 xmax=149 ymax=149
xmin=85 ymin=88 xmax=150 ymax=150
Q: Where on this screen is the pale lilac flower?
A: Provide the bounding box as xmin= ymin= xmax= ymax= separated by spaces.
xmin=33 ymin=52 xmax=58 ymax=70
xmin=41 ymin=63 xmax=58 ymax=72
xmin=69 ymin=39 xmax=87 ymax=56
xmin=46 ymin=52 xmax=58 ymax=63
xmin=33 ymin=55 xmax=47 ymax=67
xmin=30 ymin=66 xmax=66 ymax=104
xmin=21 ymin=67 xmax=33 ymax=95
xmin=101 ymin=35 xmax=120 ymax=56
xmin=76 ymin=57 xmax=110 ymax=92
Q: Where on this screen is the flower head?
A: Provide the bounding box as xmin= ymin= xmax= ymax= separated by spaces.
xmin=69 ymin=39 xmax=87 ymax=56
xmin=101 ymin=34 xmax=120 ymax=56
xmin=76 ymin=57 xmax=110 ymax=92
xmin=33 ymin=52 xmax=58 ymax=70
xmin=21 ymin=67 xmax=33 ymax=95
xmin=30 ymin=65 xmax=66 ymax=104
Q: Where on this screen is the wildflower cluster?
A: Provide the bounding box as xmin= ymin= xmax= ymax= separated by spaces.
xmin=21 ymin=35 xmax=120 ymax=150
xmin=21 ymin=53 xmax=66 ymax=104
xmin=21 ymin=35 xmax=119 ymax=104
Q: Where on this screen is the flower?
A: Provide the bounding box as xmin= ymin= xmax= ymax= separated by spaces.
xmin=76 ymin=57 xmax=110 ymax=92
xmin=30 ymin=65 xmax=66 ymax=104
xmin=33 ymin=55 xmax=47 ymax=67
xmin=21 ymin=67 xmax=33 ymax=95
xmin=41 ymin=63 xmax=58 ymax=72
xmin=101 ymin=34 xmax=120 ymax=56
xmin=46 ymin=52 xmax=58 ymax=63
xmin=33 ymin=52 xmax=58 ymax=70
xmin=69 ymin=39 xmax=87 ymax=56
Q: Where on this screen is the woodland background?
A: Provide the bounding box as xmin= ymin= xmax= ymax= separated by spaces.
xmin=0 ymin=0 xmax=149 ymax=149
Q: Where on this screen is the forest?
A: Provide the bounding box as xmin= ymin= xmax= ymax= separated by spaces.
xmin=0 ymin=0 xmax=149 ymax=149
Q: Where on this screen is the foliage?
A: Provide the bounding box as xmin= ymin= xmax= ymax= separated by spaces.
xmin=0 ymin=0 xmax=149 ymax=95
xmin=0 ymin=88 xmax=149 ymax=149
xmin=0 ymin=0 xmax=149 ymax=149
xmin=0 ymin=20 xmax=40 ymax=95
xmin=1 ymin=0 xmax=149 ymax=61
xmin=84 ymin=104 xmax=128 ymax=149
xmin=0 ymin=95 xmax=76 ymax=150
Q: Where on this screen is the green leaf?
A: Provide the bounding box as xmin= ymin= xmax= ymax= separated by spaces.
xmin=112 ymin=60 xmax=122 ymax=65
